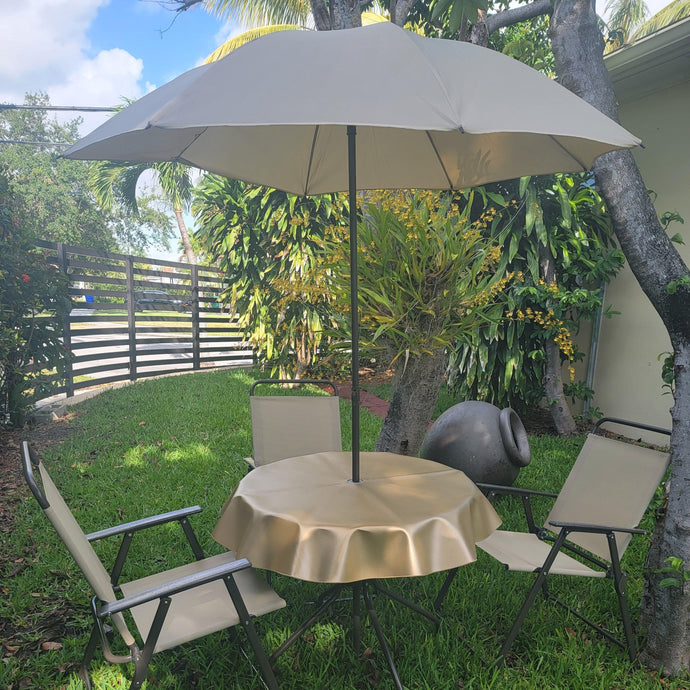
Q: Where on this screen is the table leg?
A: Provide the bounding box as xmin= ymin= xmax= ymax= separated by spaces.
xmin=433 ymin=567 xmax=459 ymax=611
xmin=372 ymin=579 xmax=440 ymax=629
xmin=270 ymin=579 xmax=437 ymax=690
xmin=362 ymin=582 xmax=403 ymax=690
xmin=269 ymin=584 xmax=344 ymax=665
xmin=352 ymin=581 xmax=362 ymax=653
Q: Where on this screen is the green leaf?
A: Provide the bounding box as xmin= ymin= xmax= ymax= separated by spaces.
xmin=431 ymin=0 xmax=453 ymax=21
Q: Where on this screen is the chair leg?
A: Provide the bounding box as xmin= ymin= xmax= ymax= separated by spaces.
xmin=223 ymin=574 xmax=281 ymax=690
xmin=129 ymin=599 xmax=172 ymax=690
xmin=500 ymin=531 xmax=569 ymax=658
xmin=79 ymin=624 xmax=100 ymax=690
xmin=499 ymin=568 xmax=550 ymax=658
xmin=352 ymin=581 xmax=362 ymax=653
xmin=129 ymin=650 xmax=152 ymax=690
xmin=241 ymin=617 xmax=280 ymax=690
xmin=610 ymin=557 xmax=636 ymax=661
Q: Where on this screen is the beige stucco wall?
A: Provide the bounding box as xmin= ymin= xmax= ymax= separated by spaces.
xmin=590 ymin=78 xmax=690 ymax=433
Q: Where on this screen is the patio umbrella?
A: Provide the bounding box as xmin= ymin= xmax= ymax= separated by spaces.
xmin=64 ymin=21 xmax=640 ymax=482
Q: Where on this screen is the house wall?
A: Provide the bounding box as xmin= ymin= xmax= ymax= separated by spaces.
xmin=590 ymin=78 xmax=690 ymax=437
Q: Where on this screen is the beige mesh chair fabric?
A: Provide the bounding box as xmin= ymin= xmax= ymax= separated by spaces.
xmin=119 ymin=552 xmax=286 ymax=653
xmin=247 ymin=379 xmax=342 ymax=467
xmin=38 ymin=464 xmax=137 ymax=647
xmin=478 ymin=433 xmax=669 ymax=573
xmin=471 ymin=421 xmax=670 ymax=661
xmin=21 ymin=442 xmax=285 ymax=690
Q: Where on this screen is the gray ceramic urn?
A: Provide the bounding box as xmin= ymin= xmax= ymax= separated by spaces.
xmin=419 ymin=401 xmax=531 ymax=485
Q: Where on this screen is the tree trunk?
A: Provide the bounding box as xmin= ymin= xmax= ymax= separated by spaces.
xmin=375 ymin=349 xmax=447 ymax=456
xmin=174 ymin=207 xmax=196 ymax=265
xmin=639 ymin=340 xmax=690 ymax=672
xmin=309 ymin=0 xmax=361 ymax=29
xmin=550 ymin=0 xmax=690 ymax=672
xmin=543 ymin=339 xmax=577 ymax=434
xmin=540 ymin=244 xmax=577 ymax=434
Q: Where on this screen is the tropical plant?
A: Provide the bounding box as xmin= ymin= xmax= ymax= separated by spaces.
xmin=0 ymin=167 xmax=71 ymax=426
xmin=324 ymin=189 xmax=512 ymax=455
xmin=193 ymin=175 xmax=347 ymax=378
xmin=0 ymin=94 xmax=116 ymax=251
xmin=449 ymin=174 xmax=623 ymax=432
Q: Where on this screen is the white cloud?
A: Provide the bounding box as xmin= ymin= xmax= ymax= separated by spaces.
xmin=51 ymin=48 xmax=146 ymax=132
xmin=0 ymin=0 xmax=145 ymax=133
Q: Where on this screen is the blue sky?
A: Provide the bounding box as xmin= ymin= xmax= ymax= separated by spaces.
xmin=85 ymin=1 xmax=232 ymax=92
xmin=0 ymin=0 xmax=241 ymax=134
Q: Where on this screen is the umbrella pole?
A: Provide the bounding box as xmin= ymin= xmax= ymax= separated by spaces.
xmin=348 ymin=125 xmax=361 ymax=483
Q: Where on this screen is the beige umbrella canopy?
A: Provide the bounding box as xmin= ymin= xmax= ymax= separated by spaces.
xmin=64 ymin=21 xmax=640 ymax=480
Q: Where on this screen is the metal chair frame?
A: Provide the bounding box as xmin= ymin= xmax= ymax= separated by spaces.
xmin=21 ymin=442 xmax=283 ymax=690
xmin=434 ymin=417 xmax=670 ymax=662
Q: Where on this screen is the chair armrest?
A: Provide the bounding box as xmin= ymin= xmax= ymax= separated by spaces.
xmin=548 ymin=519 xmax=647 ymax=536
xmin=477 ymin=483 xmax=558 ymax=499
xmin=86 ymin=506 xmax=203 ymax=542
xmin=478 ymin=483 xmax=558 ymax=535
xmin=97 ymin=557 xmax=253 ymax=618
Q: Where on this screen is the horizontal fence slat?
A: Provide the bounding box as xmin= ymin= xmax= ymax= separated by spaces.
xmin=36 ymin=240 xmax=254 ymax=400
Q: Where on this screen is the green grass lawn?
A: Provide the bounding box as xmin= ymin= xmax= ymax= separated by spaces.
xmin=3 ymin=368 xmax=686 ymax=689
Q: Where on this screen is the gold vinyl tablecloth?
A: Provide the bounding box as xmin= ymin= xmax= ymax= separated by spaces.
xmin=213 ymin=451 xmax=501 ymax=583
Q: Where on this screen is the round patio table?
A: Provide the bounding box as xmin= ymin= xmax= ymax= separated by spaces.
xmin=212 ymin=451 xmax=501 ymax=689
xmin=213 ymin=451 xmax=501 ymax=583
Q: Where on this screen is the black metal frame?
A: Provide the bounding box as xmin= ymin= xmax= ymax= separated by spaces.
xmin=250 ymin=378 xmax=339 ymax=396
xmin=269 ymin=579 xmax=439 ymax=690
xmin=20 ymin=442 xmax=280 ymax=690
xmin=434 ymin=417 xmax=670 ymax=662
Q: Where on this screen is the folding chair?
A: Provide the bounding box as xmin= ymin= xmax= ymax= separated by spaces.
xmin=21 ymin=442 xmax=285 ymax=690
xmin=246 ymin=379 xmax=342 ymax=468
xmin=434 ymin=418 xmax=670 ymax=661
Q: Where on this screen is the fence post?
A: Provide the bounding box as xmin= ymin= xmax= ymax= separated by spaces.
xmin=126 ymin=255 xmax=137 ymax=381
xmin=191 ymin=264 xmax=201 ymax=370
xmin=57 ymin=243 xmax=75 ymax=398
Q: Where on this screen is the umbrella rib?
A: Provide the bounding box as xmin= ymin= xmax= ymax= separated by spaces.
xmin=425 ymin=131 xmax=454 ymax=190
xmin=304 ymin=125 xmax=320 ymax=196
xmin=176 ymin=127 xmax=209 ymax=164
xmin=548 ymin=135 xmax=588 ymax=171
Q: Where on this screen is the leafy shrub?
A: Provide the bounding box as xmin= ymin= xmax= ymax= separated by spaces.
xmin=0 ymin=169 xmax=71 ymax=426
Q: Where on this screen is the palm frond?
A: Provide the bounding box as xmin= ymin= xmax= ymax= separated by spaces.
xmin=205 ymin=25 xmax=303 ymax=63
xmin=156 ymin=162 xmax=194 ymax=211
xmin=88 ymin=161 xmax=146 ymax=215
xmin=631 ymin=0 xmax=690 ymax=39
xmin=605 ymin=0 xmax=650 ymax=41
xmin=201 ymin=0 xmax=311 ymax=30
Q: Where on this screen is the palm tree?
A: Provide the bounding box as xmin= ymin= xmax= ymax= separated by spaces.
xmin=631 ymin=0 xmax=690 ymax=40
xmin=89 ymin=160 xmax=196 ymax=263
xmin=603 ymin=0 xmax=649 ymax=50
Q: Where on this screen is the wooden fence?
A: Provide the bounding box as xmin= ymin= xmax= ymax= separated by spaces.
xmin=36 ymin=241 xmax=253 ymax=398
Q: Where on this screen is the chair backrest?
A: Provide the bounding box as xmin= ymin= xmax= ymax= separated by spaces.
xmin=545 ymin=433 xmax=669 ymax=562
xmin=249 ymin=379 xmax=342 ymax=466
xmin=21 ymin=442 xmax=136 ymax=647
